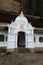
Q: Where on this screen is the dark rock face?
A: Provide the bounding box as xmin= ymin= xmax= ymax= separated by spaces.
xmin=0 ymin=0 xmax=43 ymax=16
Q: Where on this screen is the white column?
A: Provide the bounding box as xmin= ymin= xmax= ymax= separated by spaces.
xmin=25 ymin=34 xmax=28 ymax=48
xmin=34 ymin=35 xmax=39 ymax=47
xmin=26 ymin=34 xmax=35 ymax=48
xmin=35 ymin=35 xmax=39 ymax=43
xmin=15 ymin=34 xmax=18 ymax=48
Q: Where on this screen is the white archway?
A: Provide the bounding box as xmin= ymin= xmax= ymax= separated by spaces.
xmin=7 ymin=12 xmax=35 ymax=51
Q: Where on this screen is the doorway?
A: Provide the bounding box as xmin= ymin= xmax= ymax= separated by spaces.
xmin=17 ymin=31 xmax=25 ymax=47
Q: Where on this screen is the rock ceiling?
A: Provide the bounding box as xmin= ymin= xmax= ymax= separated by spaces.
xmin=0 ymin=0 xmax=20 ymax=13
xmin=0 ymin=0 xmax=43 ymax=27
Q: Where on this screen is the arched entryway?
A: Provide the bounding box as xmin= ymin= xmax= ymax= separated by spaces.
xmin=17 ymin=31 xmax=25 ymax=47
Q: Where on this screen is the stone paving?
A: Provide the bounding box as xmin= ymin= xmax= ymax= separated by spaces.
xmin=0 ymin=50 xmax=43 ymax=65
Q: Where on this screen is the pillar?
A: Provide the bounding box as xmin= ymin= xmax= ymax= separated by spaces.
xmin=15 ymin=34 xmax=18 ymax=48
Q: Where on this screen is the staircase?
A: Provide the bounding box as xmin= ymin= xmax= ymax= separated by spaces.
xmin=18 ymin=47 xmax=31 ymax=53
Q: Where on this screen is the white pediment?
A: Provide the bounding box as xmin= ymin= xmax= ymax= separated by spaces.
xmin=9 ymin=11 xmax=34 ymax=31
xmin=14 ymin=11 xmax=28 ymax=24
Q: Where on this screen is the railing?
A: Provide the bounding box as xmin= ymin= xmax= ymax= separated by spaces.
xmin=0 ymin=42 xmax=7 ymax=47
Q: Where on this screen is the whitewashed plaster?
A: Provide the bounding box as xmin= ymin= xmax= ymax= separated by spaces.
xmin=7 ymin=11 xmax=34 ymax=49
xmin=34 ymin=34 xmax=43 ymax=47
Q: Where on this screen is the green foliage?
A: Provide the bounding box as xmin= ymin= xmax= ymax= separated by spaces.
xmin=0 ymin=47 xmax=7 ymax=53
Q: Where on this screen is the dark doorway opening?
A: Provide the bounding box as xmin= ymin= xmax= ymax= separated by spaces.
xmin=17 ymin=31 xmax=25 ymax=47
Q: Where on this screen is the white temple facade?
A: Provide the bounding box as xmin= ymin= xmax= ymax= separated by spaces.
xmin=7 ymin=12 xmax=34 ymax=50
xmin=0 ymin=12 xmax=43 ymax=52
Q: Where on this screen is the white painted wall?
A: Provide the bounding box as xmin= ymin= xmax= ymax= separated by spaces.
xmin=7 ymin=12 xmax=34 ymax=50
xmin=34 ymin=34 xmax=43 ymax=47
xmin=0 ymin=12 xmax=43 ymax=51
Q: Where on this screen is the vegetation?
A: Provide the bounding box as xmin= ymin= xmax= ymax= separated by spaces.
xmin=0 ymin=47 xmax=7 ymax=53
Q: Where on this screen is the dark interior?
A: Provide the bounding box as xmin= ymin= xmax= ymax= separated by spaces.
xmin=17 ymin=31 xmax=25 ymax=47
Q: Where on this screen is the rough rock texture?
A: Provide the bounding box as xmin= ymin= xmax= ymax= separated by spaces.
xmin=0 ymin=49 xmax=43 ymax=65
xmin=0 ymin=0 xmax=20 ymax=13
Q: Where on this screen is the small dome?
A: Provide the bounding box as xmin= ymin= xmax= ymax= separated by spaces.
xmin=15 ymin=11 xmax=28 ymax=24
xmin=9 ymin=11 xmax=33 ymax=29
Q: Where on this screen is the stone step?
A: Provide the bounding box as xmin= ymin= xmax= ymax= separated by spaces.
xmin=17 ymin=47 xmax=31 ymax=53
